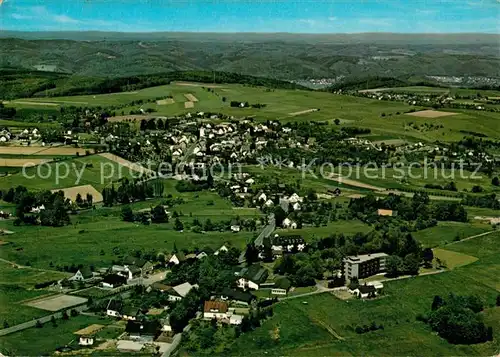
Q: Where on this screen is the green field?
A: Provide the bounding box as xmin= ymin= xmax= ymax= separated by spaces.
xmin=276 ymin=220 xmax=372 ymax=241
xmin=0 ymin=183 xmax=260 ymax=269
xmin=0 ymin=285 xmax=51 ymax=326
xmin=413 ymin=221 xmax=492 ymax=247
xmin=0 ymin=315 xmax=111 ymax=356
xmin=226 ymin=231 xmax=500 ymax=356
xmin=0 ymin=154 xmax=135 ymax=191
xmin=7 ymin=83 xmax=500 ymax=142
xmin=0 ymin=261 xmax=70 ymax=288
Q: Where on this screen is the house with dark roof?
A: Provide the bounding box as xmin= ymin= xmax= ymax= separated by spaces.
xmin=271 ymin=277 xmax=292 ymax=296
xmin=237 ymin=264 xmax=269 ymax=290
xmin=123 ymin=256 xmax=154 ymax=273
xmin=220 ymin=288 xmax=255 ymax=306
xmin=122 ymin=306 xmax=142 ymax=321
xmin=125 ymin=320 xmax=161 ymax=342
xmin=102 ymin=274 xmax=127 ymax=289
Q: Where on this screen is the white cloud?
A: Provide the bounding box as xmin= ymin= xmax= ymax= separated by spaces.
xmin=358 ymin=18 xmax=393 ymax=27
xmin=298 ymin=19 xmax=318 ymax=26
xmin=53 ymin=14 xmax=81 ymax=24
xmin=11 ymin=13 xmax=35 ymax=20
xmin=328 ymin=17 xmax=337 ymax=21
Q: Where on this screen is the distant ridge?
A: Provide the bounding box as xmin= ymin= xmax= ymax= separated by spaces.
xmin=0 ymin=30 xmax=499 ymax=44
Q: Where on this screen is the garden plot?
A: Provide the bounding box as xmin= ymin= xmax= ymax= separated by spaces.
xmin=51 ymin=184 xmax=103 ymax=203
xmin=0 ymin=158 xmax=50 ymax=167
xmin=74 ymin=324 xmax=105 ymax=335
xmin=99 ymin=152 xmax=154 ymax=175
xmin=184 ymin=93 xmax=199 ymax=102
xmin=184 ymin=101 xmax=195 ymax=108
xmin=288 ymin=108 xmax=318 ymax=116
xmin=24 ymin=294 xmax=87 ymax=311
xmin=405 ymin=110 xmax=458 ymax=118
xmin=157 ymin=98 xmax=175 ymax=105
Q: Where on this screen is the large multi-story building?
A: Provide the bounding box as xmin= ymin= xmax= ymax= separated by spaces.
xmin=343 ymin=253 xmax=388 ymax=282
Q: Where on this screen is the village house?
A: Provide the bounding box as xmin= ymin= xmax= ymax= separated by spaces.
xmin=219 ymin=288 xmax=255 ymax=306
xmin=377 ymin=209 xmax=395 ymax=217
xmin=126 ymin=320 xmax=161 ymax=342
xmin=203 ymin=301 xmax=244 ymax=325
xmin=106 ymin=299 xmax=123 ymax=318
xmin=102 ymin=274 xmax=127 ymax=289
xmin=272 ymin=235 xmax=306 ymax=254
xmin=122 ymin=306 xmax=142 ymax=321
xmin=68 ymin=267 xmax=94 ymax=282
xmin=166 ymin=282 xmax=198 ymax=301
xmin=168 ymin=252 xmax=186 ymax=265
xmin=271 ymin=277 xmax=292 ymax=296
xmin=237 ymin=264 xmax=269 ymax=290
xmin=79 ymin=335 xmax=94 ymax=346
xmin=214 ymin=245 xmax=229 ymax=256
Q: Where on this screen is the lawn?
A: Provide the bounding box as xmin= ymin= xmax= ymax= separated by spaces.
xmin=225 ymin=231 xmax=500 ymax=356
xmin=0 ymin=315 xmax=111 ymax=356
xmin=276 ymin=220 xmax=372 ymax=241
xmin=432 ymin=248 xmax=478 ymax=269
xmin=413 ymin=221 xmax=492 ymax=247
xmin=0 ymin=260 xmax=70 ymax=288
xmin=0 ymin=285 xmax=51 ymax=326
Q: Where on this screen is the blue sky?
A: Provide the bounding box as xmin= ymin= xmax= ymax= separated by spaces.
xmin=0 ymin=0 xmax=499 ymax=33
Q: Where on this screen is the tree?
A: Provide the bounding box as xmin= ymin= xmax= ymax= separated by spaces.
xmin=35 ymin=320 xmax=43 ymax=328
xmin=431 ymin=295 xmax=444 ymax=311
xmin=334 ymin=118 xmax=340 ymax=125
xmin=174 ymin=218 xmax=184 ymax=231
xmin=50 ymin=315 xmax=57 ymax=327
xmin=403 ymin=253 xmax=420 ymax=275
xmin=86 ymin=193 xmax=93 ymax=207
xmin=496 ymin=294 xmax=500 ymax=307
xmin=492 ymin=177 xmax=500 ymax=186
xmin=121 ymin=206 xmax=134 ymax=222
xmin=244 ymin=243 xmax=259 ymax=265
xmin=273 ymin=206 xmax=287 ymax=227
xmin=422 ymin=248 xmax=434 ymax=268
xmin=386 ymin=255 xmax=403 ymax=277
xmin=75 ymin=193 xmax=83 ymax=206
xmin=3 ymin=321 xmax=8 ymax=329
xmin=151 ymin=205 xmax=168 ymax=223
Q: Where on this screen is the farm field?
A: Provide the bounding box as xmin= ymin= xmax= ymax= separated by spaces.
xmin=6 ymin=83 xmax=499 ymax=142
xmin=0 ymin=146 xmax=89 ymax=156
xmin=0 ymin=260 xmax=70 ymax=288
xmin=276 ymin=220 xmax=372 ymax=241
xmin=0 ymin=154 xmax=137 ymax=191
xmin=413 ymin=221 xmax=492 ymax=247
xmin=0 ymin=285 xmax=51 ymax=326
xmin=0 ymin=315 xmax=111 ymax=356
xmin=226 ymin=231 xmax=500 ymax=357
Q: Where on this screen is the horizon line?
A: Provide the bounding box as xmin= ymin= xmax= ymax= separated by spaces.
xmin=1 ymin=30 xmax=499 ymax=35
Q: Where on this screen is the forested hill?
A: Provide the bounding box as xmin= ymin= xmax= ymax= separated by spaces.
xmin=0 ymin=34 xmax=499 ymax=80
xmin=0 ymin=69 xmax=308 ymax=100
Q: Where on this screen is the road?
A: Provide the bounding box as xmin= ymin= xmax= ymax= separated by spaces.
xmin=254 ymin=213 xmax=275 ymax=246
xmin=445 ymin=230 xmax=497 ymax=246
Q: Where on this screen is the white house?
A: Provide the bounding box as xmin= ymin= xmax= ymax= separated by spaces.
xmin=169 ymin=253 xmax=186 ymax=265
xmin=196 ymin=252 xmax=208 ymax=260
xmin=106 ymin=299 xmax=123 ymax=318
xmin=203 ymin=301 xmax=229 ymax=320
xmin=68 ymin=268 xmax=93 ymax=282
xmin=167 ymin=282 xmax=198 ymax=301
xmin=79 ymin=335 xmax=94 ymax=346
xmin=214 ymin=245 xmax=229 ymax=256
xmin=282 ymin=218 xmax=297 ymax=229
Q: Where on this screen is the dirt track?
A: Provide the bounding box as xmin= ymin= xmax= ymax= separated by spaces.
xmin=99 ymin=152 xmax=154 ymax=175
xmin=405 ymin=110 xmax=458 ymax=118
xmin=0 ymin=146 xmax=88 ymax=156
xmin=288 ymin=108 xmax=318 ymax=116
xmin=0 ymin=158 xmax=50 ymax=167
xmin=51 ymin=184 xmax=103 ymax=203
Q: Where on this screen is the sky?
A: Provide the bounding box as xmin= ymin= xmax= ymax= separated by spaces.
xmin=0 ymin=0 xmax=499 ymax=33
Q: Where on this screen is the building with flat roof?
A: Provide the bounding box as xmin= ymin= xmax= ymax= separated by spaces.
xmin=343 ymin=253 xmax=388 ymax=282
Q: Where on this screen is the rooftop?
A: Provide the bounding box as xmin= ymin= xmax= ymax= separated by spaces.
xmin=204 ymin=300 xmax=228 ymax=313
xmin=344 ymin=253 xmax=388 ymax=264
